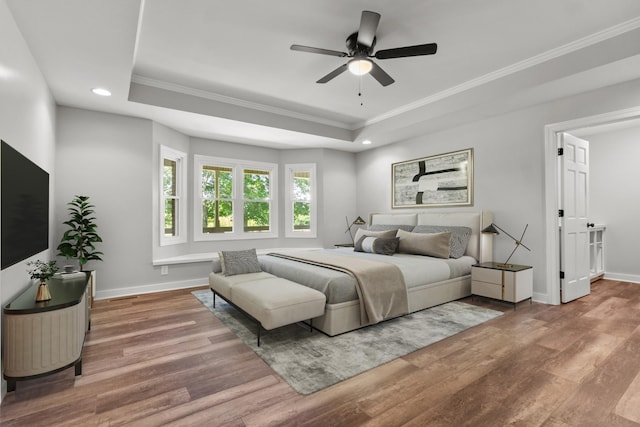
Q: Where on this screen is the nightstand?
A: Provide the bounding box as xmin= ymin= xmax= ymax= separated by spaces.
xmin=471 ymin=262 xmax=533 ymax=309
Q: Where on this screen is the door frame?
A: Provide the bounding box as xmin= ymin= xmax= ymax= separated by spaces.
xmin=544 ymin=106 xmax=640 ymax=305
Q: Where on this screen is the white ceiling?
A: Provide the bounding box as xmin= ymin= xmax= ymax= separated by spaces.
xmin=6 ymin=0 xmax=640 ymax=152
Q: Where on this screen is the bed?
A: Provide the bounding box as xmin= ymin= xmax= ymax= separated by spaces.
xmin=259 ymin=210 xmax=494 ymax=336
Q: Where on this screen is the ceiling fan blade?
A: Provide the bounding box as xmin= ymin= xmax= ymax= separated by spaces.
xmin=369 ymin=61 xmax=394 ymax=86
xmin=290 ymin=44 xmax=348 ymax=57
xmin=317 ymin=64 xmax=348 ymax=83
xmin=357 ymin=11 xmax=380 ymax=47
xmin=375 ymin=43 xmax=438 ymax=60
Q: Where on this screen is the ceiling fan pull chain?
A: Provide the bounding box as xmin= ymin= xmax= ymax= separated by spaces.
xmin=359 ymin=76 xmax=364 ymax=106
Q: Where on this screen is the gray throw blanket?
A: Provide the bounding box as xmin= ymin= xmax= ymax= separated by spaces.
xmin=268 ymin=251 xmax=409 ymax=325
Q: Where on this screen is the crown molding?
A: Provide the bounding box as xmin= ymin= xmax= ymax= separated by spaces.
xmin=130 ymin=74 xmax=353 ymax=130
xmin=361 ymin=16 xmax=640 ymax=128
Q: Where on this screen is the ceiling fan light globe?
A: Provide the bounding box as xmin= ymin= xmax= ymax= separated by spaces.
xmin=348 ymin=59 xmax=373 ymax=76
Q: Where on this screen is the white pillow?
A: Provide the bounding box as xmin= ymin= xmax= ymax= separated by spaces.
xmin=353 ymin=228 xmax=397 ymax=243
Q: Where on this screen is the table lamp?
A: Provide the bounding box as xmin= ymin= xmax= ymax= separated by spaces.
xmin=482 ymin=223 xmax=531 ymax=268
xmin=345 ymin=216 xmax=367 ymax=244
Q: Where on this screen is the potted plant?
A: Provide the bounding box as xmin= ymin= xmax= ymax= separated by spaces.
xmin=57 ymin=195 xmax=104 ymax=271
xmin=27 ymin=259 xmax=58 ymax=301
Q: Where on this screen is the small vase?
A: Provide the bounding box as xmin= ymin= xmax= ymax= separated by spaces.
xmin=35 ymin=280 xmax=52 ymax=302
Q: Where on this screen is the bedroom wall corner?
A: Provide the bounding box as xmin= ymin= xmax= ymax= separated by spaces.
xmin=319 ymin=149 xmax=358 ymax=247
xmin=0 ymin=0 xmax=57 ymax=402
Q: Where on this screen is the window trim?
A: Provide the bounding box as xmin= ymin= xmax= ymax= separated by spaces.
xmin=284 ymin=163 xmax=317 ymax=238
xmin=159 ymin=145 xmax=187 ymax=246
xmin=194 ymin=155 xmax=278 ymax=241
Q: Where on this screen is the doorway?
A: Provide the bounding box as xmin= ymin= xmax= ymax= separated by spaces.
xmin=544 ymin=107 xmax=640 ymax=305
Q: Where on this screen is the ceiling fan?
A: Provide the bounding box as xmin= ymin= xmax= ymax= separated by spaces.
xmin=290 ymin=10 xmax=437 ymax=87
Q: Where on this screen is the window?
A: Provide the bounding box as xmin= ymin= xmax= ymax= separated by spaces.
xmin=195 ymin=155 xmax=277 ymax=240
xmin=243 ymin=168 xmax=271 ymax=232
xmin=201 ymin=165 xmax=233 ymax=234
xmin=160 ymin=146 xmax=187 ymax=245
xmin=285 ymin=163 xmax=317 ymax=238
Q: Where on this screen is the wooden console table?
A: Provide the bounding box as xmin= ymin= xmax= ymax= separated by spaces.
xmin=3 ymin=272 xmax=91 ymax=392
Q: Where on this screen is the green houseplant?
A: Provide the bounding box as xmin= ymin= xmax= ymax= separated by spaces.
xmin=57 ymin=195 xmax=103 ymax=271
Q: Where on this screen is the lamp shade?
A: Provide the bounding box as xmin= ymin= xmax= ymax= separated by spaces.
xmin=481 ymin=224 xmax=500 ymax=235
xmin=353 ymin=216 xmax=366 ymax=225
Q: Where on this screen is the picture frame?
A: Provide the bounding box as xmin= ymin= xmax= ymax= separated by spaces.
xmin=392 ymin=148 xmax=473 ymax=208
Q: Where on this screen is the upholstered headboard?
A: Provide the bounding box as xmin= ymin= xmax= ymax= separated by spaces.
xmin=369 ymin=211 xmax=493 ymax=262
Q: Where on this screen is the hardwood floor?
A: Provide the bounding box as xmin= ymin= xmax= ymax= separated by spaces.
xmin=2 ymin=279 xmax=640 ymax=426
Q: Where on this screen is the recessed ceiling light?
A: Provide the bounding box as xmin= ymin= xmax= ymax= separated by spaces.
xmin=362 ymin=139 xmax=372 ymax=145
xmin=91 ymin=87 xmax=111 ymax=96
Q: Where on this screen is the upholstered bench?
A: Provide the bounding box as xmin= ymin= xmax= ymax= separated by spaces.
xmin=209 ymin=271 xmax=326 ymax=346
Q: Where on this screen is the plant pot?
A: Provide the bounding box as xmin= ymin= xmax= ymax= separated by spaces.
xmin=35 ymin=281 xmax=52 ymax=302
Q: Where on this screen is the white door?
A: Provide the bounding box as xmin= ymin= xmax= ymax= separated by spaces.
xmin=559 ymin=132 xmax=590 ymax=303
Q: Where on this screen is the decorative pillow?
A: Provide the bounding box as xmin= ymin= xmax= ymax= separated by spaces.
xmin=218 ymin=249 xmax=262 ymax=276
xmin=368 ymin=224 xmax=415 ymax=232
xmin=353 ymin=228 xmax=397 ymax=243
xmin=354 ymin=236 xmax=400 ymax=256
xmin=413 ymin=225 xmax=472 ymax=259
xmin=396 ymin=229 xmax=452 ymax=259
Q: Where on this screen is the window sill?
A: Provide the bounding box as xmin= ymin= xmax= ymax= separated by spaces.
xmin=152 ymin=247 xmax=323 ymax=266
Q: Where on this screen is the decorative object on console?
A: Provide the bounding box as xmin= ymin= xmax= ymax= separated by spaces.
xmin=344 ymin=215 xmax=366 ymax=244
xmin=392 ymin=148 xmax=473 ymax=208
xmin=26 ymin=259 xmax=58 ymax=302
xmin=57 ymin=195 xmax=103 ymax=271
xmin=481 ymin=222 xmax=530 ymax=268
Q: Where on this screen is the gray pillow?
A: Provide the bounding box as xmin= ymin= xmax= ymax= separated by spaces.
xmin=368 ymin=224 xmax=415 ymax=232
xmin=396 ymin=229 xmax=451 ymax=259
xmin=354 ymin=236 xmax=399 ymax=256
xmin=353 ymin=228 xmax=397 ymax=243
xmin=218 ymin=249 xmax=262 ymax=276
xmin=413 ymin=225 xmax=472 ymax=258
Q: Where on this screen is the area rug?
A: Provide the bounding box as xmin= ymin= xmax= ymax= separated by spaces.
xmin=192 ymin=289 xmax=502 ymax=394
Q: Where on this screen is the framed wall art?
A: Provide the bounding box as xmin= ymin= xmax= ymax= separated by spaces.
xmin=392 ymin=148 xmax=473 ymax=208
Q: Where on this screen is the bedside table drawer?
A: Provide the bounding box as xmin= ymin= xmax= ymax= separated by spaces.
xmin=472 ymin=280 xmax=502 ymax=299
xmin=472 ymin=267 xmax=502 ymax=285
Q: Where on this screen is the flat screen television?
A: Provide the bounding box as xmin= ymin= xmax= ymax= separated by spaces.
xmin=1 ymin=140 xmax=49 ymax=269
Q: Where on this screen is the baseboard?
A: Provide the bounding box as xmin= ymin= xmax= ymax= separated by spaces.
xmin=603 ymin=272 xmax=640 ymax=284
xmin=95 ymin=277 xmax=208 ymax=300
xmin=532 ymin=291 xmax=549 ymax=304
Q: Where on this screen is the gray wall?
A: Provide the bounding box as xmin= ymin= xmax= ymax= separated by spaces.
xmin=356 ymin=77 xmax=640 ymax=302
xmin=0 ymin=0 xmax=57 ymax=400
xmin=55 ymin=109 xmax=357 ymax=299
xmin=589 ymin=125 xmax=640 ymax=282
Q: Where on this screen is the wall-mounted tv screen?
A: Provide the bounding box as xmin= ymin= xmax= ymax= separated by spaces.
xmin=1 ymin=140 xmax=49 ymax=269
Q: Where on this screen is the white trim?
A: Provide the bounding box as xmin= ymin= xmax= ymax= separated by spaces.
xmin=159 ymin=145 xmax=187 ymax=246
xmin=95 ymin=277 xmax=208 ymax=301
xmin=193 ymin=154 xmax=278 ymax=241
xmin=544 ymin=107 xmax=640 ymax=305
xmin=131 ymin=75 xmax=350 ymax=130
xmin=284 ymin=163 xmax=317 ymax=238
xmin=603 ymin=273 xmax=640 ymax=283
xmin=362 ymin=17 xmax=640 ymax=128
